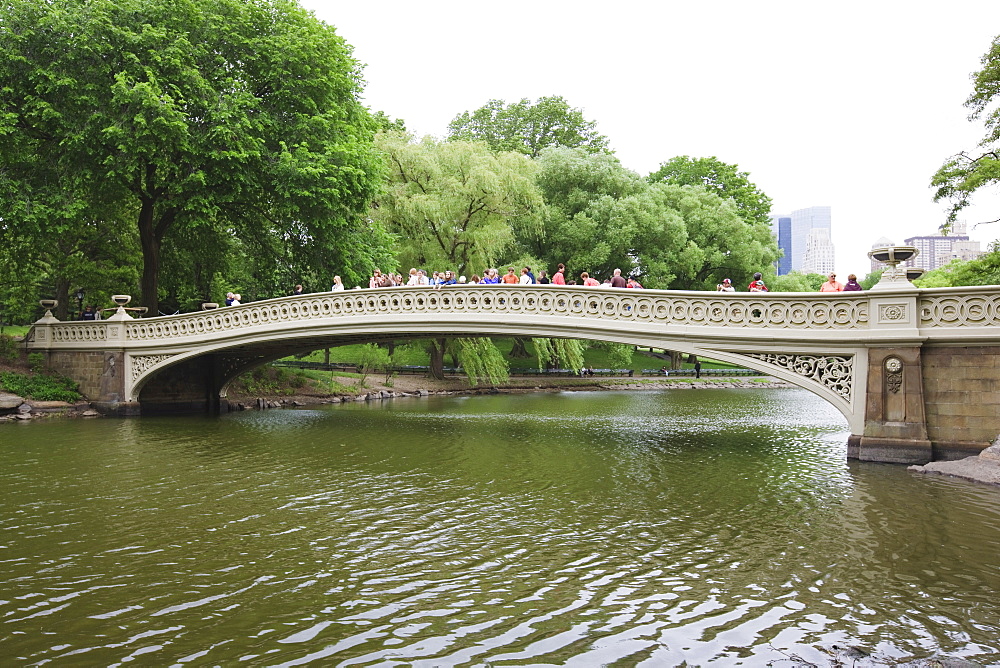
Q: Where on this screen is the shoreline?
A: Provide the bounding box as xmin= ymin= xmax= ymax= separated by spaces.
xmin=224 ymin=375 xmax=796 ymax=408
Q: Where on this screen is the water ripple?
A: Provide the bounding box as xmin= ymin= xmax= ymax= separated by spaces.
xmin=0 ymin=390 xmax=998 ymax=665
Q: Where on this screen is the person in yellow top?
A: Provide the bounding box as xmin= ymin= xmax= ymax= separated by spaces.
xmin=819 ymin=273 xmax=844 ymax=292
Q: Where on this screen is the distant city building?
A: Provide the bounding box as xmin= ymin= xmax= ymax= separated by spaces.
xmin=802 ymin=227 xmax=836 ymax=275
xmin=902 ymin=222 xmax=983 ymax=271
xmin=773 ymin=215 xmax=792 ymax=275
xmin=770 ymin=206 xmax=833 ymax=275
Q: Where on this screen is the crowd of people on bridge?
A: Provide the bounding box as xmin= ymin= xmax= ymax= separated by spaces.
xmin=214 ymin=266 xmax=865 ymax=312
xmin=347 ymin=265 xmax=647 ymax=291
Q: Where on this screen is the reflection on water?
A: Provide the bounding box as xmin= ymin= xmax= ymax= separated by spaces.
xmin=1 ymin=388 xmax=999 ymax=666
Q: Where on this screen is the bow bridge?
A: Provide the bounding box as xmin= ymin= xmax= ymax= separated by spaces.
xmin=26 ymin=283 xmax=1000 ymax=465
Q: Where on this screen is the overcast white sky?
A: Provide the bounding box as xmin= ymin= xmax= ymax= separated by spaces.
xmin=303 ymin=0 xmax=1000 ymax=278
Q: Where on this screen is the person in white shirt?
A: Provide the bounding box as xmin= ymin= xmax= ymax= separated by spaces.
xmin=331 ymin=276 xmax=344 ymax=291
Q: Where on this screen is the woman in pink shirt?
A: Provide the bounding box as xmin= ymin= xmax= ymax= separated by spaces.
xmin=552 ymin=263 xmax=567 ymax=285
xmin=580 ymin=271 xmax=600 ymax=286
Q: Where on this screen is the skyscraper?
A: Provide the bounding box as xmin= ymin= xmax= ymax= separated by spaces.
xmin=770 ymin=206 xmax=833 ymax=275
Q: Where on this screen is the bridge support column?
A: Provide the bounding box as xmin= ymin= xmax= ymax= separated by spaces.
xmin=850 ymin=346 xmax=932 ymax=464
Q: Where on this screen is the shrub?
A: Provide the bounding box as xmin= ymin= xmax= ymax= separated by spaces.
xmin=0 ymin=371 xmax=81 ymax=402
xmin=0 ymin=334 xmax=17 ymax=363
xmin=27 ymin=352 xmax=45 ymax=373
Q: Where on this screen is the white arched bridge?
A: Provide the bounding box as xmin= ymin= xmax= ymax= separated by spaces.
xmin=27 ymin=282 xmax=1000 ymax=464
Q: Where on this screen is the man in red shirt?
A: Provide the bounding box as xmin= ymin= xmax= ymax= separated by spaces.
xmin=501 ymin=267 xmax=520 ymax=284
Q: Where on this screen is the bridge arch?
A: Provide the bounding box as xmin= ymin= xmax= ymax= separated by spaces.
xmin=126 ymin=312 xmax=866 ymax=431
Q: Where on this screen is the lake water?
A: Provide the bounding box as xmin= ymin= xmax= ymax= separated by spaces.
xmin=1 ymin=388 xmax=999 ymax=666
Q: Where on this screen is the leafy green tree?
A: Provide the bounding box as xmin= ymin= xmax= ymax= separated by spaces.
xmin=447 ymin=96 xmax=610 ymax=157
xmin=640 ymin=184 xmax=779 ymax=290
xmin=769 ymin=271 xmax=827 ymax=292
xmin=524 ymin=148 xmax=780 ymax=290
xmin=648 ymin=156 xmax=773 ymax=227
xmin=932 ymin=35 xmax=1000 ymax=227
xmin=373 ymin=132 xmax=544 ymax=275
xmin=526 ymin=147 xmax=681 ymax=282
xmin=0 ymin=0 xmax=385 ymax=315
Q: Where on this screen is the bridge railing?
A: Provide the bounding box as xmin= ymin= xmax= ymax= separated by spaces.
xmin=27 ymin=284 xmax=1000 ymax=349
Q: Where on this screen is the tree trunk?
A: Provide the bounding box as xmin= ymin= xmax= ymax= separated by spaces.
xmin=54 ymin=279 xmax=70 ymax=320
xmin=138 ymin=203 xmax=161 ymax=316
xmin=428 ymin=338 xmax=446 ymax=380
xmin=668 ymin=350 xmax=683 ymax=370
xmin=509 ymin=337 xmax=531 ymax=358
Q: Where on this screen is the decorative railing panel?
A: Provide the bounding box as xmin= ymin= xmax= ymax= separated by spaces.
xmin=111 ymin=287 xmax=874 ymax=343
xmin=919 ymin=292 xmax=1000 ymax=328
xmin=49 ymin=323 xmax=108 ymax=343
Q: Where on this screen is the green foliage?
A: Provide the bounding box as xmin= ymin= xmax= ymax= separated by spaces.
xmin=533 ymin=338 xmax=586 ymax=372
xmin=451 ymin=338 xmax=510 ymax=387
xmin=370 ymin=110 xmax=407 ymax=133
xmin=648 ymin=156 xmax=774 ymax=227
xmin=769 ymin=271 xmax=827 ymax=292
xmin=373 ymin=133 xmax=544 ymax=275
xmin=354 ymin=343 xmax=391 ymax=385
xmin=523 ymin=148 xmax=779 ymax=289
xmin=596 ymin=342 xmax=634 ymax=369
xmin=27 ymin=352 xmax=44 ymax=374
xmin=914 ymin=242 xmax=1000 ymax=287
xmin=234 ymin=365 xmax=313 ymax=396
xmin=447 ymin=96 xmax=610 ymax=157
xmin=860 ymin=271 xmax=883 ymax=290
xmin=932 ymin=35 xmax=1000 ymax=227
xmin=386 ymin=343 xmax=416 ymax=383
xmin=0 ymin=371 xmax=81 ymax=402
xmin=522 ymin=147 xmax=651 ymax=276
xmin=0 ymin=0 xmax=387 ymax=314
xmin=0 ymin=335 xmax=18 ymax=363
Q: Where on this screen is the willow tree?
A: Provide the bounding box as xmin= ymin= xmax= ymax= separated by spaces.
xmin=373 ymin=133 xmax=545 ymax=380
xmin=0 ymin=0 xmax=385 ymax=314
xmin=374 ymin=132 xmax=544 ymax=275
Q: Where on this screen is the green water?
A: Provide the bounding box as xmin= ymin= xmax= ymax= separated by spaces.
xmin=1 ymin=389 xmax=998 ymax=666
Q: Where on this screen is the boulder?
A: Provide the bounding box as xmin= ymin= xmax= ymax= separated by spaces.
xmin=0 ymin=393 xmax=25 ymax=410
xmin=980 ymin=442 xmax=1000 ymax=462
